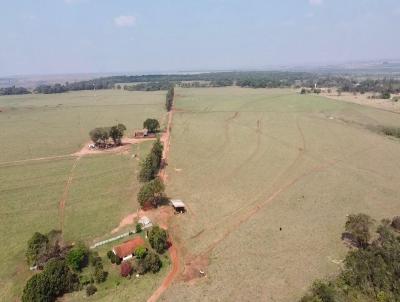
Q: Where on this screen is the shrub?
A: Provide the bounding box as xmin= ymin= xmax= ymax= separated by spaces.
xmin=391 ymin=216 xmax=400 ymax=231
xmin=136 ymin=223 xmax=142 ymax=233
xmin=120 ymin=262 xmax=132 ymax=277
xmin=106 ymin=250 xmax=113 ymax=259
xmin=149 ymin=226 xmax=168 ymax=254
xmin=66 ymin=243 xmax=89 ymax=271
xmin=86 ymin=284 xmax=97 ymax=296
xmin=93 ymin=264 xmax=107 ymax=283
xmin=143 ymin=252 xmax=162 ymax=273
xmin=135 ymin=246 xmax=147 ymax=259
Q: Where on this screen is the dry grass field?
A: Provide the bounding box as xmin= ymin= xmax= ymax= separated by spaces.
xmin=0 ymin=90 xmax=167 ymax=301
xmin=160 ymin=87 xmax=400 ymax=301
xmin=2 ymin=87 xmax=400 ymax=302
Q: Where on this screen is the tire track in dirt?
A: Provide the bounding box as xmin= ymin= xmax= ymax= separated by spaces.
xmin=223 ymin=111 xmax=239 ymax=145
xmin=223 ymin=118 xmax=263 ymax=179
xmin=59 ymin=156 xmax=81 ymax=237
xmin=190 ymin=116 xmax=306 ymax=241
xmin=0 ymin=154 xmax=74 ymax=167
xmin=183 ymin=143 xmax=379 ymax=282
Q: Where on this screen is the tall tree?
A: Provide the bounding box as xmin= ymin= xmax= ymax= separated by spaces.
xmin=143 ymin=119 xmax=160 ymax=133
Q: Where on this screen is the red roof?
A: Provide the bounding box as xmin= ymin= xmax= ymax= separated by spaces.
xmin=113 ymin=237 xmax=145 ymax=258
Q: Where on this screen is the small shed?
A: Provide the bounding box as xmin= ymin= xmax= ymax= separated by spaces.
xmin=170 ymin=199 xmax=186 ymax=213
xmin=138 ymin=216 xmax=153 ymax=229
xmin=134 ymin=129 xmax=149 ymax=138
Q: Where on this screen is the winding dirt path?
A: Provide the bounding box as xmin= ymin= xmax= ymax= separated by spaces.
xmin=59 ymin=156 xmax=81 ymax=237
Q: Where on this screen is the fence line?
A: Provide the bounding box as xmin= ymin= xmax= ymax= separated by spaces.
xmin=90 ymin=224 xmax=152 ymax=249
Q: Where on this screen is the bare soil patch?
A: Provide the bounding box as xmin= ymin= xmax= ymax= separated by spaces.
xmin=322 ymin=92 xmax=400 ymax=113
xmin=74 ymin=137 xmax=156 ymax=157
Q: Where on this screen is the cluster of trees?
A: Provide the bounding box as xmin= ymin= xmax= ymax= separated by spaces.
xmin=124 ymin=81 xmax=172 ymax=91
xmin=179 ymin=81 xmax=209 ymax=88
xmin=34 ymin=84 xmax=68 ymax=94
xmin=89 ymin=123 xmax=126 ymax=147
xmin=22 ymin=258 xmax=79 ymax=302
xmin=26 ymin=230 xmax=66 ymax=267
xmin=23 ymin=231 xmax=107 ymax=301
xmin=166 ymin=86 xmax=174 ymax=111
xmin=301 ymin=214 xmax=400 ymax=302
xmin=0 ymin=86 xmax=30 ymax=95
xmin=118 ymin=250 xmax=162 ymax=277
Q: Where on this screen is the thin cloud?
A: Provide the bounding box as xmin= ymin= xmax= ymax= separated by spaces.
xmin=114 ymin=15 xmax=136 ymax=28
xmin=309 ymin=0 xmax=323 ymax=6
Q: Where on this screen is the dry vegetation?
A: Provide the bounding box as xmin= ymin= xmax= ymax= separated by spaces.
xmin=160 ymin=87 xmax=400 ymax=301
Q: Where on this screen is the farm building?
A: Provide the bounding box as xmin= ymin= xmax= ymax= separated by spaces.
xmin=112 ymin=236 xmax=145 ymax=261
xmin=138 ymin=216 xmax=153 ymax=229
xmin=134 ymin=129 xmax=148 ymax=138
xmin=170 ymin=199 xmax=186 ymax=213
xmin=134 ymin=128 xmax=157 ymax=138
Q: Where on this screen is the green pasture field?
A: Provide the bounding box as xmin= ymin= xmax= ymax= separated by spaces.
xmin=0 ymin=90 xmax=166 ymax=301
xmin=161 ymin=87 xmax=400 ymax=301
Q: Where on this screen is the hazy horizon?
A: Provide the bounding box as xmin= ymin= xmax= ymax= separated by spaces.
xmin=1 ymin=0 xmax=400 ymax=77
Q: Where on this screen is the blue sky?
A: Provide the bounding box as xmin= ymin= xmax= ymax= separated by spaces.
xmin=1 ymin=0 xmax=400 ymax=76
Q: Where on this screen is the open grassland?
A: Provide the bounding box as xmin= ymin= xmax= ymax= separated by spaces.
xmin=0 ymin=89 xmax=166 ymax=162
xmin=0 ymin=90 xmax=166 ymax=301
xmin=162 ymin=87 xmax=400 ymax=301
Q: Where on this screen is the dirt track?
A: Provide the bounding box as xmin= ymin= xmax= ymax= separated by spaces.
xmin=147 ymin=108 xmax=179 ymax=302
xmin=59 ymin=156 xmax=81 ymax=237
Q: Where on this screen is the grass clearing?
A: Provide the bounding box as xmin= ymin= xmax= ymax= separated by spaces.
xmin=0 ymin=89 xmax=165 ymax=301
xmin=161 ymin=87 xmax=400 ymax=301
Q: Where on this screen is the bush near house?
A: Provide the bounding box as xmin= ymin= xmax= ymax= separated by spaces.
xmin=120 ymin=262 xmax=133 ymax=277
xmin=148 ymin=226 xmax=168 ymax=254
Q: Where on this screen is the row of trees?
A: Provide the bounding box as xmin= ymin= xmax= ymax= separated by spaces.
xmin=301 ymin=214 xmax=400 ymax=302
xmin=166 ymin=86 xmax=174 ymax=111
xmin=0 ymin=86 xmax=30 ymax=95
xmin=137 ymin=139 xmax=166 ymax=208
xmin=2 ymin=71 xmax=399 ymax=96
xmin=89 ymin=123 xmax=126 ymax=147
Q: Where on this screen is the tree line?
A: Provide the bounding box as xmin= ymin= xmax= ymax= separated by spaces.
xmin=22 ymin=230 xmax=107 ymax=301
xmin=301 ymin=214 xmax=400 ymax=302
xmin=123 ymin=81 xmax=172 ymax=91
xmin=166 ymin=86 xmax=174 ymax=111
xmin=2 ymin=71 xmax=400 ymax=96
xmin=0 ymin=86 xmax=30 ymax=95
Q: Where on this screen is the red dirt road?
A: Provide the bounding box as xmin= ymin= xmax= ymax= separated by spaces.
xmin=147 ymin=243 xmax=180 ymax=302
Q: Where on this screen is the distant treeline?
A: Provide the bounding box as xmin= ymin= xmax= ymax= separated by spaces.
xmin=1 ymin=72 xmax=400 ymax=96
xmin=0 ymin=86 xmax=30 ymax=95
xmin=123 ymin=81 xmax=172 ymax=91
